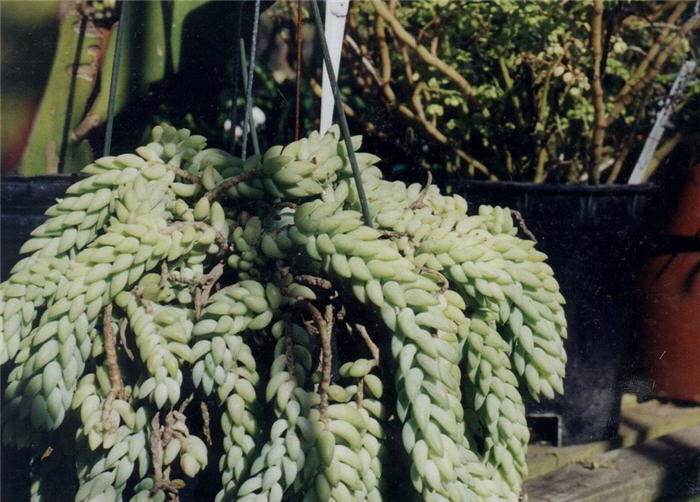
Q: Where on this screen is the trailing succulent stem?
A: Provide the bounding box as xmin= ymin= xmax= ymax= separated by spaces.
xmin=1 ymin=124 xmax=566 ymax=501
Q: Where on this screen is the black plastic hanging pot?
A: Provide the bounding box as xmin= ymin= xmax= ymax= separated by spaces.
xmin=1 ymin=176 xmax=661 ymax=450
xmin=1 ymin=175 xmax=86 ymax=500
xmin=1 ymin=175 xmax=84 ymax=280
xmin=451 ymin=180 xmax=661 ymax=445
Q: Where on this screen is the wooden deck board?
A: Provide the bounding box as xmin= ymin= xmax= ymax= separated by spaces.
xmin=526 ymin=398 xmax=700 ymax=479
xmin=523 ymin=425 xmax=700 ymax=501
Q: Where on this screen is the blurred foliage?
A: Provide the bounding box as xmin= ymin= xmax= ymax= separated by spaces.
xmin=5 ymin=0 xmax=698 ymax=183
xmin=0 ymin=1 xmax=60 ymax=173
xmin=335 ymin=0 xmax=700 ymax=183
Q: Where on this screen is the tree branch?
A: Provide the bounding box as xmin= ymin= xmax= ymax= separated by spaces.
xmin=608 ymin=12 xmax=699 ymax=126
xmin=614 ymin=2 xmax=688 ymax=106
xmin=368 ymin=0 xmax=487 ymax=115
xmin=374 ymin=10 xmax=397 ymax=104
xmin=408 ymin=82 xmax=494 ymax=178
xmin=590 ymin=0 xmax=605 ymax=185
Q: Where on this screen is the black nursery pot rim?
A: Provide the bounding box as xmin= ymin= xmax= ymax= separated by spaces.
xmin=1 ymin=174 xmax=86 ymax=207
xmin=2 ymin=174 xmax=86 ymax=181
xmin=451 ymin=179 xmax=658 ymax=195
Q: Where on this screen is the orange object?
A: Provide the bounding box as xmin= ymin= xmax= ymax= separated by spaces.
xmin=641 ymin=162 xmax=700 ymax=403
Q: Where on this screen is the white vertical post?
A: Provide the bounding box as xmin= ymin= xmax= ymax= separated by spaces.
xmin=319 ymin=0 xmax=350 ymax=135
xmin=628 ymin=60 xmax=696 ymax=184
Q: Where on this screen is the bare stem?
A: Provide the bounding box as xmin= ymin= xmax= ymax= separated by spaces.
xmin=374 ymin=9 xmax=396 ymax=103
xmin=284 ymin=322 xmax=297 ymax=379
xmin=201 ymin=401 xmax=212 ymax=446
xmin=150 ymin=413 xmax=165 ymax=494
xmin=103 ymin=304 xmax=123 ymax=394
xmin=590 ymin=0 xmax=605 ymax=185
xmin=195 ymin=263 xmax=225 ymax=320
xmin=118 ymin=318 xmax=134 ymax=361
xmin=409 ymin=171 xmax=433 ymax=210
xmin=419 ymin=266 xmax=449 ymax=294
xmin=206 ymin=170 xmax=259 ymax=202
xmin=101 ymin=304 xmax=124 ymax=425
xmin=302 ymin=301 xmax=332 ymax=422
xmin=166 ymin=165 xmax=202 ymax=186
xmin=510 ymin=209 xmax=538 ymax=244
xmin=295 ymin=274 xmax=333 ymax=290
xmin=354 ymin=324 xmax=379 ymax=367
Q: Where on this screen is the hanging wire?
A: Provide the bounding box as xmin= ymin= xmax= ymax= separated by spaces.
xmin=239 ymin=39 xmax=260 ymax=157
xmin=58 ymin=13 xmax=87 ymax=172
xmin=103 ymin=0 xmax=129 ymax=157
xmin=295 ymin=0 xmax=303 ymax=140
xmin=227 ymin=1 xmax=244 ymax=155
xmin=241 ymin=0 xmax=262 ymax=160
xmin=310 ymin=0 xmax=373 ymax=227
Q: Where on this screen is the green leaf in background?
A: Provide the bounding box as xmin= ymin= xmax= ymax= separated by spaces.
xmin=18 ymin=0 xmax=210 ymax=175
xmin=17 ymin=5 xmax=104 ymax=175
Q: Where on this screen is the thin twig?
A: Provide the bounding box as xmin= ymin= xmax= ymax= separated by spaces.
xmin=276 ymin=201 xmax=299 ymax=210
xmin=40 ymin=446 xmax=54 ymax=461
xmin=201 ymin=401 xmax=212 ymax=446
xmin=510 ymin=209 xmax=538 ymax=244
xmin=101 ymin=304 xmax=124 ymax=425
xmin=196 ymin=263 xmax=225 ymax=320
xmin=103 ymin=304 xmax=123 ymax=394
xmin=324 ymin=304 xmax=335 ymax=340
xmin=160 ymin=262 xmax=170 ymax=289
xmin=206 ymin=170 xmax=260 ymax=202
xmin=302 ymin=301 xmax=332 ymax=422
xmin=380 ymin=230 xmax=408 ymax=240
xmin=419 ymin=266 xmax=449 ymax=294
xmin=163 ymin=408 xmax=189 ymax=448
xmin=368 ymin=0 xmax=483 ymax=111
xmin=303 ymin=319 xmax=319 ymax=337
xmin=409 ymin=171 xmax=433 ymax=209
xmin=284 ymin=322 xmax=297 ymax=379
xmin=354 ymin=323 xmax=379 ymax=405
xmin=179 ymin=393 xmax=194 ymax=414
xmin=295 ymin=274 xmax=333 ymax=290
xmin=590 ymin=0 xmax=605 ymax=185
xmin=356 ymin=378 xmax=365 ymax=405
xmin=131 ymin=286 xmax=153 ymax=313
xmin=374 ymin=11 xmax=396 ymax=103
xmin=354 ymin=324 xmax=379 ymax=367
xmin=150 ymin=413 xmax=165 ymax=494
xmin=345 ymin=34 xmax=384 ymax=86
xmin=119 ymin=318 xmax=134 ymax=361
xmin=166 ymin=165 xmax=202 ymax=186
